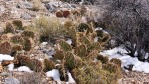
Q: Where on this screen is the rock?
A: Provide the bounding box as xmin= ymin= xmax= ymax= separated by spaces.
xmin=4 ymin=77 xmax=20 ymax=84
xmin=45 ymin=3 xmax=57 ymax=12
xmin=0 ymin=6 xmax=5 ymax=12
xmin=17 ymin=1 xmax=33 ymax=9
xmin=1 ymin=72 xmax=9 ymax=77
xmin=21 ymin=13 xmax=32 ymax=20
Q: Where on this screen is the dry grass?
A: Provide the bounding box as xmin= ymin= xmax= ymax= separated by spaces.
xmin=34 ymin=16 xmax=65 ymax=42
xmin=32 ymin=0 xmax=42 ymax=11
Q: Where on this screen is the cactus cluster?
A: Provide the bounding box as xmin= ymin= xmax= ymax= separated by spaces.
xmin=12 ymin=20 xmax=23 ymax=30
xmin=0 ymin=41 xmax=12 ymax=54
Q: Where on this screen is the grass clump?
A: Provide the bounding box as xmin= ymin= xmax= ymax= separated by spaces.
xmin=34 ymin=16 xmax=65 ymax=43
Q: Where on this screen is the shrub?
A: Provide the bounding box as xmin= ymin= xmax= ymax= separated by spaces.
xmin=32 ymin=0 xmax=41 ymax=11
xmin=100 ymin=0 xmax=149 ymax=61
xmin=34 ymin=16 xmax=65 ymax=43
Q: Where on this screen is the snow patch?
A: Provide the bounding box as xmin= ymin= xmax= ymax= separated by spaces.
xmin=0 ymin=54 xmax=14 ymax=61
xmin=66 ymin=72 xmax=76 ymax=84
xmin=8 ymin=64 xmax=14 ymax=71
xmin=16 ymin=66 xmax=32 ymax=72
xmin=101 ymin=46 xmax=149 ymax=73
xmin=46 ymin=69 xmax=60 ymax=81
xmin=66 ymin=39 xmax=72 ymax=45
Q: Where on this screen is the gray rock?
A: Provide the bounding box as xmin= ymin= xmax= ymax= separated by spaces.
xmin=21 ymin=13 xmax=32 ymax=20
xmin=0 ymin=6 xmax=5 ymax=12
xmin=4 ymin=77 xmax=20 ymax=84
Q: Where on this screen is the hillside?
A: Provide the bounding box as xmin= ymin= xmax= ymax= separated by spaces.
xmin=0 ymin=0 xmax=149 ymax=84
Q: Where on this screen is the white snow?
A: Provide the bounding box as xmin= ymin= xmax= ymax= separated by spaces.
xmin=17 ymin=66 xmax=32 ymax=72
xmin=94 ymin=37 xmax=98 ymax=42
xmin=0 ymin=54 xmax=14 ymax=61
xmin=46 ymin=69 xmax=76 ymax=84
xmin=8 ymin=64 xmax=14 ymax=71
xmin=66 ymin=72 xmax=76 ymax=84
xmin=66 ymin=39 xmax=72 ymax=45
xmin=46 ymin=69 xmax=60 ymax=81
xmin=101 ymin=46 xmax=149 ymax=73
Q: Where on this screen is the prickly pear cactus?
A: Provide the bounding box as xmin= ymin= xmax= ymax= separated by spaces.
xmin=54 ymin=50 xmax=65 ymax=60
xmin=59 ymin=40 xmax=72 ymax=52
xmin=27 ymin=59 xmax=43 ymax=72
xmin=12 ymin=20 xmax=23 ymax=30
xmin=21 ymin=30 xmax=35 ymax=38
xmin=4 ymin=22 xmax=15 ymax=33
xmin=59 ymin=63 xmax=69 ymax=81
xmin=87 ymin=42 xmax=102 ymax=52
xmin=44 ymin=59 xmax=56 ymax=71
xmin=0 ymin=41 xmax=12 ymax=54
xmin=77 ymin=23 xmax=89 ymax=32
xmin=75 ymin=44 xmax=87 ymax=57
xmin=23 ymin=38 xmax=33 ymax=51
xmin=65 ymin=52 xmax=76 ymax=70
xmin=10 ymin=35 xmax=24 ymax=44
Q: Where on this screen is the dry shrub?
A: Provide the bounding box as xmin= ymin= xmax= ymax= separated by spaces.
xmin=34 ymin=16 xmax=65 ymax=42
xmin=32 ymin=0 xmax=42 ymax=11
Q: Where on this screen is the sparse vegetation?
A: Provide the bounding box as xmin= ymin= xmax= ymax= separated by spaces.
xmin=34 ymin=16 xmax=65 ymax=43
